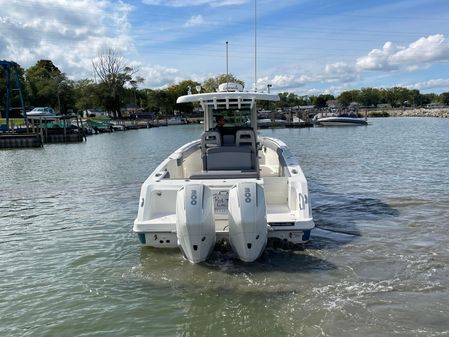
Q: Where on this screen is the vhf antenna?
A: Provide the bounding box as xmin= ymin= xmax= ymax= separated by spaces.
xmin=254 ymin=0 xmax=257 ymax=92
xmin=226 ymin=41 xmax=229 ymax=91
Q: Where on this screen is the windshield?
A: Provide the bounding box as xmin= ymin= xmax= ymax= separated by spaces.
xmin=212 ymin=108 xmax=251 ymax=128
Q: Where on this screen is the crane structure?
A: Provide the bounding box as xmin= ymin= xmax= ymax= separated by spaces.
xmin=0 ymin=60 xmax=26 ymax=131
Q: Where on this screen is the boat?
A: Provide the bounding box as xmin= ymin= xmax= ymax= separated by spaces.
xmin=167 ymin=116 xmax=188 ymax=125
xmin=133 ymin=83 xmax=315 ymax=263
xmin=86 ymin=118 xmax=113 ymax=133
xmin=257 ymin=118 xmax=289 ymax=129
xmin=313 ymin=112 xmax=367 ymax=126
xmin=25 ymin=107 xmax=57 ymax=120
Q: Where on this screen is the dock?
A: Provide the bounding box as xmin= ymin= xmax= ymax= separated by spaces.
xmin=0 ymin=133 xmax=42 ymax=149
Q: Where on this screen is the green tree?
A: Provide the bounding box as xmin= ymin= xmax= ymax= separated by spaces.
xmin=439 ymin=92 xmax=449 ymax=105
xmin=337 ymin=90 xmax=360 ymax=107
xmin=312 ymin=94 xmax=335 ymax=108
xmin=359 ymin=88 xmax=380 ymax=107
xmin=202 ymin=74 xmax=244 ymax=93
xmin=73 ymin=79 xmax=102 ymax=114
xmin=92 ymin=49 xmax=141 ymax=118
xmin=146 ymin=90 xmax=174 ymax=115
xmin=25 ymin=60 xmax=66 ymax=109
xmin=142 ymin=89 xmax=160 ymax=112
xmin=56 ymin=79 xmax=75 ymax=114
xmin=170 ymin=80 xmax=201 ymax=114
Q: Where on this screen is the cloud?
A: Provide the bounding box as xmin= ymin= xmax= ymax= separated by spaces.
xmin=356 ymin=34 xmax=449 ymax=72
xmin=356 ymin=41 xmax=398 ymax=71
xmin=259 ymin=35 xmax=449 ymax=93
xmin=142 ymin=0 xmax=247 ymax=7
xmin=0 ymin=0 xmax=134 ymax=78
xmin=323 ymin=62 xmax=358 ymax=83
xmin=184 ymin=15 xmax=204 ymax=27
xmin=257 ymin=61 xmax=358 ymax=92
xmin=406 ymin=78 xmax=449 ymax=91
xmin=257 ymin=74 xmax=311 ymax=90
xmin=133 ymin=63 xmax=184 ymax=88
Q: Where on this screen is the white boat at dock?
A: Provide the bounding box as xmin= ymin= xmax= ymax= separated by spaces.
xmin=313 ymin=112 xmax=368 ymax=126
xmin=257 ymin=118 xmax=289 ymax=128
xmin=25 ymin=107 xmax=57 ymax=120
xmin=133 ymin=83 xmax=315 ymax=263
xmin=167 ymin=116 xmax=188 ymax=125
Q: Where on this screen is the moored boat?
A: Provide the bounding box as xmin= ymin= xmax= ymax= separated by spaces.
xmin=133 ymin=83 xmax=315 ymax=263
xmin=25 ymin=107 xmax=57 ymax=120
xmin=167 ymin=116 xmax=188 ymax=125
xmin=313 ymin=112 xmax=368 ymax=126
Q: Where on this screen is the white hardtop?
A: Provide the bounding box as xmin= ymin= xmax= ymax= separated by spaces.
xmin=176 ymin=83 xmax=279 ymax=131
xmin=176 ymin=91 xmax=279 ymax=107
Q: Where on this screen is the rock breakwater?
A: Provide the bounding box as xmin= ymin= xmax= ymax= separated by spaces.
xmin=368 ymin=108 xmax=449 ymax=118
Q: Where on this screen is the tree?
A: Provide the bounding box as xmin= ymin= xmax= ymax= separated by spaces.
xmin=25 ymin=60 xmax=67 ymax=109
xmin=439 ymin=92 xmax=449 ymax=105
xmin=337 ymin=90 xmax=360 ymax=107
xmin=312 ymin=94 xmax=335 ymax=108
xmin=169 ymin=80 xmax=201 ymax=114
xmin=73 ymin=79 xmax=102 ymax=114
xmin=56 ymin=78 xmax=75 ymax=114
xmin=359 ymin=88 xmax=380 ymax=107
xmin=202 ymin=74 xmax=244 ymax=92
xmin=92 ymin=49 xmax=140 ymax=118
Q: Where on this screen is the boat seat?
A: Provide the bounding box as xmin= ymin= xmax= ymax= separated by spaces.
xmin=205 ymin=146 xmax=255 ymax=171
xmin=201 ymin=131 xmax=221 ymax=156
xmin=222 ymin=134 xmax=235 ymax=146
xmin=236 ymin=129 xmax=256 ymax=149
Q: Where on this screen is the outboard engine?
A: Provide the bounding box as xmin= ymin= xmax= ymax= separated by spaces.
xmin=228 ymin=182 xmax=267 ymax=262
xmin=176 ymin=184 xmax=216 ymax=263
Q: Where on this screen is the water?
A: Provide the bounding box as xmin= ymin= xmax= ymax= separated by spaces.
xmin=1 ymin=118 xmax=448 ymax=337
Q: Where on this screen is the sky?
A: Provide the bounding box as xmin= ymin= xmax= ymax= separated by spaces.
xmin=1 ymin=0 xmax=449 ymax=95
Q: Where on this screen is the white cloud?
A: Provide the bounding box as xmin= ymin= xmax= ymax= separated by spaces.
xmin=390 ymin=35 xmax=449 ymax=70
xmin=0 ymin=0 xmax=134 ymax=78
xmin=257 ymin=74 xmax=313 ymax=91
xmin=259 ymin=35 xmax=449 ymax=93
xmin=135 ymin=63 xmax=184 ymax=88
xmin=356 ymin=41 xmax=398 ymax=71
xmin=257 ymin=62 xmax=358 ymax=92
xmin=184 ymin=15 xmax=204 ymax=27
xmin=356 ymin=35 xmax=449 ymax=72
xmin=323 ymin=62 xmax=358 ymax=83
xmin=142 ymin=0 xmax=247 ymax=7
xmin=406 ymin=78 xmax=449 ymax=91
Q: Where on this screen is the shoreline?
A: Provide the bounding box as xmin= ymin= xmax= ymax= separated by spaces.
xmin=366 ymin=108 xmax=449 ymax=118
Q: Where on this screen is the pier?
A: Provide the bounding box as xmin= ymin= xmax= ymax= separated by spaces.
xmin=0 ymin=133 xmax=42 ymax=149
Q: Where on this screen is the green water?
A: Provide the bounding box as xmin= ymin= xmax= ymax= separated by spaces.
xmin=1 ymin=118 xmax=448 ymax=336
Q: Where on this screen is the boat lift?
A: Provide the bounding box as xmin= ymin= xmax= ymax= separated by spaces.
xmin=0 ymin=60 xmax=27 ymax=132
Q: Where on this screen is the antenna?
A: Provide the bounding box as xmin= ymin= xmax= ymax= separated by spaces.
xmin=254 ymin=0 xmax=257 ymax=92
xmin=226 ymin=41 xmax=229 ymax=77
xmin=226 ymin=41 xmax=229 ymax=91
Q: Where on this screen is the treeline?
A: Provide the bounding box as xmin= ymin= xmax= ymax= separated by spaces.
xmin=2 ymin=54 xmax=449 ymax=119
xmin=0 ymin=55 xmax=245 ymax=118
xmin=277 ymin=88 xmax=449 ymax=109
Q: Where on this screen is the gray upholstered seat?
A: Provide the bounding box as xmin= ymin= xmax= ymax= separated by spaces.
xmin=235 ymin=129 xmax=256 ymax=148
xmin=205 ymin=146 xmax=255 ymax=171
xmin=201 ymin=131 xmax=221 ymax=156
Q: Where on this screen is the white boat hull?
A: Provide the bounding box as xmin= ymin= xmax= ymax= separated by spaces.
xmin=134 ymin=89 xmax=314 ymax=263
xmin=133 ymin=137 xmax=314 ymax=262
xmin=316 ymin=117 xmax=367 ymax=126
